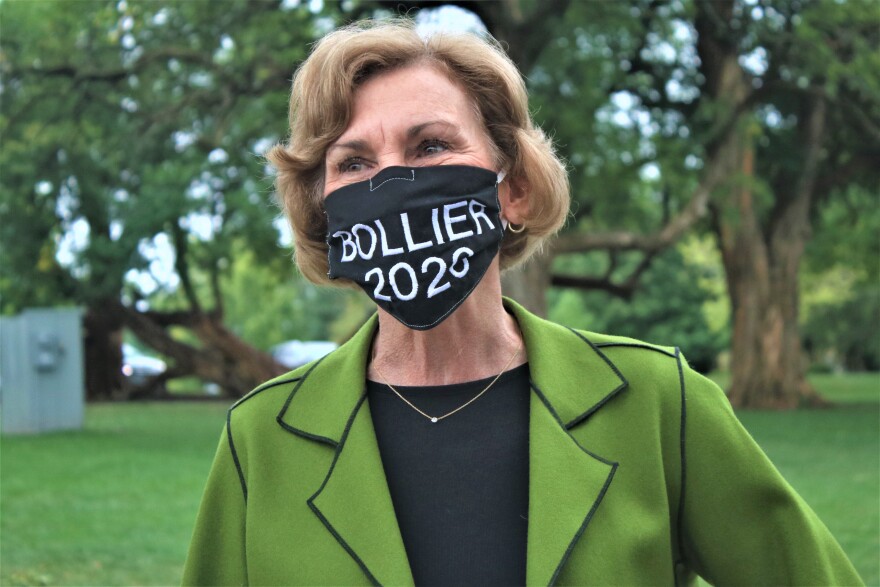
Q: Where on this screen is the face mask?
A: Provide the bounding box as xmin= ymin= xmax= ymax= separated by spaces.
xmin=324 ymin=164 xmax=506 ymax=330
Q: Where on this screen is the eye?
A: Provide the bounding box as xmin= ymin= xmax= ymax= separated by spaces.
xmin=417 ymin=138 xmax=451 ymax=157
xmin=337 ymin=157 xmax=368 ymax=174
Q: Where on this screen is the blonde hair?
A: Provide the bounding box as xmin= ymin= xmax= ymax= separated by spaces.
xmin=266 ymin=19 xmax=569 ymax=286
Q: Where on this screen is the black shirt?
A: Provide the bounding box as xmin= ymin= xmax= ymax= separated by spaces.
xmin=366 ymin=363 xmax=531 ymax=587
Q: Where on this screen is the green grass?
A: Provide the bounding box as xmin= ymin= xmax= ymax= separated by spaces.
xmin=707 ymin=371 xmax=880 ymax=585
xmin=735 ymin=406 xmax=879 ymax=585
xmin=1 ymin=402 xmax=229 ymax=586
xmin=707 ymin=370 xmax=880 ymax=405
xmin=1 ymin=373 xmax=878 ymax=586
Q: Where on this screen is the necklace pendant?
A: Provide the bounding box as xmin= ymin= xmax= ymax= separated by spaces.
xmin=430 ymin=417 xmax=438 ymax=423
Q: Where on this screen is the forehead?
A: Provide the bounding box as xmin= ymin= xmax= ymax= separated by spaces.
xmin=338 ymin=63 xmax=480 ymax=140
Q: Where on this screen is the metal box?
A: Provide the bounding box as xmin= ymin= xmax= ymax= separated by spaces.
xmin=0 ymin=307 xmax=85 ymax=434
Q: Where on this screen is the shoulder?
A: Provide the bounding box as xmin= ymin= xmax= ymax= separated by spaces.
xmin=571 ymin=328 xmax=682 ymax=376
xmin=563 ymin=326 xmax=695 ymax=418
xmin=508 ymin=294 xmax=691 ymax=409
xmin=583 ymin=330 xmax=678 ymax=357
xmin=570 ymin=327 xmax=727 ymax=417
xmin=226 ymin=356 xmax=326 ymax=430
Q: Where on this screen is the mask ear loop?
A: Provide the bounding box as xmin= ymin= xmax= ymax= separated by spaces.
xmin=497 ymin=169 xmax=525 ymax=233
xmin=497 ymin=169 xmax=509 ymax=230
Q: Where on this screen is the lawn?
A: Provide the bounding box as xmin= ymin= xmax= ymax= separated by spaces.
xmin=1 ymin=402 xmax=229 ymax=586
xmin=1 ymin=374 xmax=878 ymax=586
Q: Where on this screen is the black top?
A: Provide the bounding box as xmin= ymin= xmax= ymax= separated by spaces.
xmin=366 ymin=363 xmax=531 ymax=587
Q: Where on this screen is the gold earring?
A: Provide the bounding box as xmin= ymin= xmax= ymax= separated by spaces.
xmin=508 ymin=222 xmax=525 ymax=233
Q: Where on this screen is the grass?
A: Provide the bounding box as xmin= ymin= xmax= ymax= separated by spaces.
xmin=1 ymin=373 xmax=878 ymax=586
xmin=707 ymin=370 xmax=880 ymax=404
xmin=1 ymin=402 xmax=229 ymax=586
xmin=734 ymin=406 xmax=879 ymax=584
xmin=707 ymin=371 xmax=880 ymax=585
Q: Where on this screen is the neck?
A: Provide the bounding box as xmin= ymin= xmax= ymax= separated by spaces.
xmin=368 ymin=269 xmax=526 ymax=386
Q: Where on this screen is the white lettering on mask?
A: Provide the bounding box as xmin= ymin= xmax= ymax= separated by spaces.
xmin=401 ymin=212 xmax=433 ymax=252
xmin=468 ymin=201 xmax=495 ymax=235
xmin=333 ymin=230 xmax=358 ymax=262
xmin=431 ymin=208 xmax=445 ymax=245
xmin=375 ymin=220 xmax=404 ymax=257
xmin=444 ymin=201 xmax=474 ymax=241
xmin=351 ymin=224 xmax=377 ymax=260
xmin=335 ymin=199 xmax=494 ymax=262
xmin=364 ymin=246 xmax=475 ymax=302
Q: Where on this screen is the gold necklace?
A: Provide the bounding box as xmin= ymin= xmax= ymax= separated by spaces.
xmin=371 ymin=339 xmax=524 ymax=423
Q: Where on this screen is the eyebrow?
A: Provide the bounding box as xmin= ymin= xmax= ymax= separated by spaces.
xmin=326 ymin=139 xmax=369 ymax=154
xmin=407 ymin=120 xmax=458 ymax=139
xmin=326 ymin=120 xmax=460 ymax=153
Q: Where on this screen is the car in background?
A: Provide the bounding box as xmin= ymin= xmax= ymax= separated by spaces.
xmin=271 ymin=340 xmax=338 ymax=370
xmin=121 ymin=343 xmax=166 ymax=386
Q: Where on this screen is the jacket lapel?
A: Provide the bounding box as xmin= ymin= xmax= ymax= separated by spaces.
xmin=308 ymin=392 xmax=415 ymax=586
xmin=511 ymin=301 xmax=627 ymax=586
xmin=276 ymin=298 xmax=627 ymax=586
xmin=277 ymin=312 xmax=414 ymax=586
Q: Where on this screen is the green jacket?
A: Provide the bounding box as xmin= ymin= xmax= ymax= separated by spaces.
xmin=182 ymin=298 xmax=862 ymax=586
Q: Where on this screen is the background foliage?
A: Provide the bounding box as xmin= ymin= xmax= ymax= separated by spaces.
xmin=0 ymin=0 xmax=877 ymax=394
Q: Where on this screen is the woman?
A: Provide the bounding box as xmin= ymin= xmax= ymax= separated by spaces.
xmin=183 ymin=20 xmax=862 ymax=586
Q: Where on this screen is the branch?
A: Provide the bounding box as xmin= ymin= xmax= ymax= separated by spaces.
xmin=551 ymin=274 xmax=636 ymax=299
xmin=120 ymin=304 xmax=202 ymax=368
xmin=520 ymin=0 xmax=572 ymax=30
xmin=139 ymin=309 xmax=201 ymax=327
xmin=373 ymin=0 xmax=573 ymax=74
xmin=795 ymin=95 xmax=828 ymax=201
xmin=510 ymin=0 xmax=574 ymax=73
xmin=843 ymin=97 xmax=880 ymax=144
xmin=137 ymin=88 xmax=217 ymax=136
xmin=170 ymin=223 xmax=202 ymax=314
xmin=814 ymin=152 xmax=875 ymax=199
xmin=551 ymin=251 xmax=657 ymax=300
xmin=605 ymin=1 xmax=698 ymax=117
xmin=553 ymin=162 xmax=712 ymax=254
xmin=16 ymin=47 xmax=216 ymax=83
xmin=604 ymin=250 xmax=620 ymax=279
xmin=555 ymin=61 xmax=751 ymax=257
xmin=210 ymin=260 xmax=224 ymax=318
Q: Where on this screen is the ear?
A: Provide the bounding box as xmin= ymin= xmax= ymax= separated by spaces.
xmin=499 ymin=174 xmax=530 ymax=225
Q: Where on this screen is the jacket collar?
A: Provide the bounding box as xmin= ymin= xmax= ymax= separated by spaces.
xmin=278 ymin=297 xmax=628 ymax=586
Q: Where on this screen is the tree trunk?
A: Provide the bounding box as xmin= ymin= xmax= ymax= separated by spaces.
xmin=83 ymin=301 xmax=125 ymax=400
xmin=120 ymin=303 xmax=287 ymax=398
xmin=190 ymin=314 xmax=288 ymax=395
xmin=713 ymin=102 xmax=826 ymax=408
xmin=696 ymin=0 xmax=825 ymax=409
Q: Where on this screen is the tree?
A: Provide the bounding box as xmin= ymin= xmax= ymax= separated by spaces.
xmin=3 ymin=0 xmax=875 ymax=406
xmin=697 ymin=0 xmax=878 ymax=407
xmin=802 ymin=186 xmax=880 ymax=372
xmin=0 ymin=0 xmax=338 ymax=398
xmin=549 ymin=245 xmax=727 ymax=373
xmin=385 ymin=0 xmax=878 ymax=407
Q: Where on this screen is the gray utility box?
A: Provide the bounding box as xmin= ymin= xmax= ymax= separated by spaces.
xmin=0 ymin=307 xmax=85 ymax=435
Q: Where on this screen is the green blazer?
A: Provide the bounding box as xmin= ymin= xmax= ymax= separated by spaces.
xmin=182 ymin=298 xmax=862 ymax=586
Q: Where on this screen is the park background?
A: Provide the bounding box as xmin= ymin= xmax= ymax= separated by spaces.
xmin=1 ymin=0 xmax=878 ymax=584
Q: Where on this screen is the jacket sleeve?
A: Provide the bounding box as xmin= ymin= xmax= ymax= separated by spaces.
xmin=677 ymin=357 xmax=863 ymax=586
xmin=182 ymin=423 xmax=248 ymax=587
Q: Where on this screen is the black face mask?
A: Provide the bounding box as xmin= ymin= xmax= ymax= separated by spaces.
xmin=324 ymin=165 xmax=505 ymax=330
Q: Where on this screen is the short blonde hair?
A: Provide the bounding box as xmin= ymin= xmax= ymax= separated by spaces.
xmin=267 ymin=19 xmax=569 ymax=286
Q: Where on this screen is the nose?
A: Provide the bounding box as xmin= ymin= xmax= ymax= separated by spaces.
xmin=366 ymin=166 xmax=416 ymax=192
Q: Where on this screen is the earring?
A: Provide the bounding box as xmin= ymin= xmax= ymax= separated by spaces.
xmin=508 ymin=222 xmax=526 ymax=233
